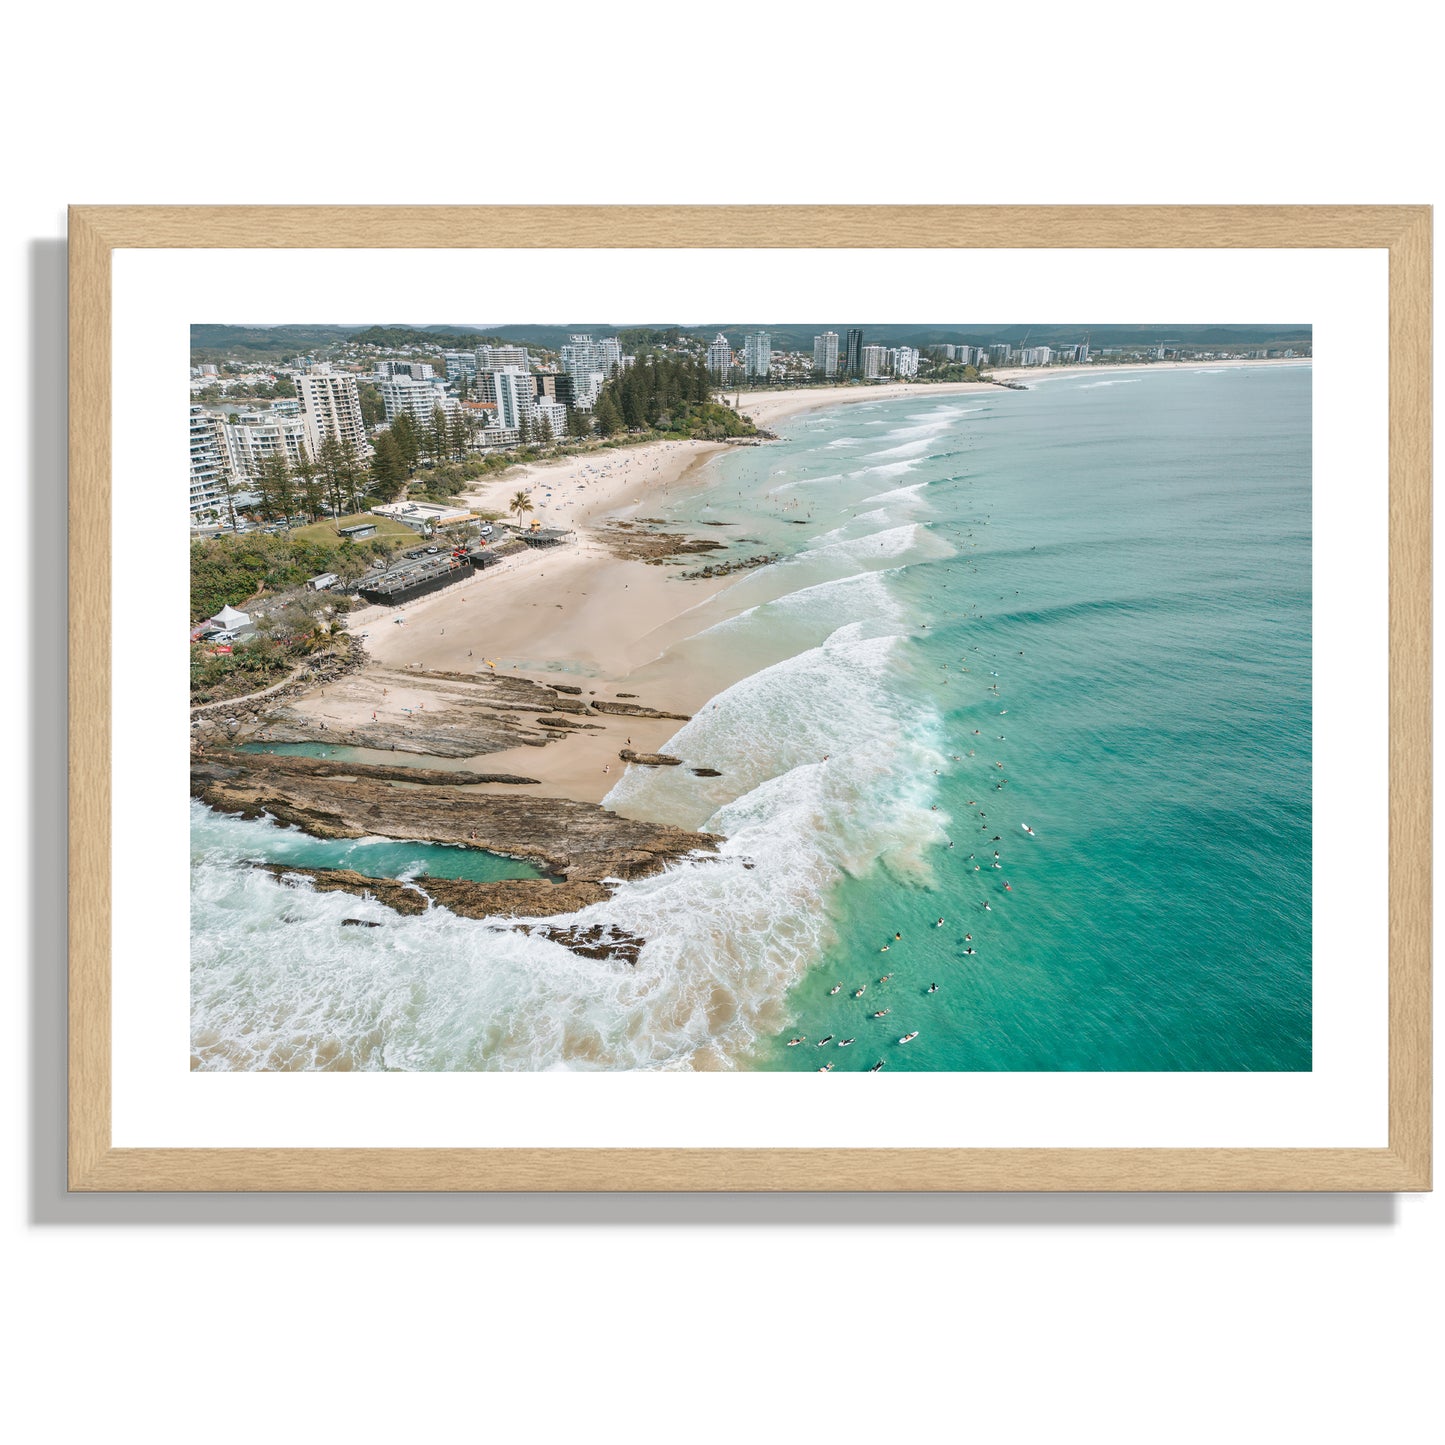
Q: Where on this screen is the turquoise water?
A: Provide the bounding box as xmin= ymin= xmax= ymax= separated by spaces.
xmin=193 ymin=804 xmax=543 ymax=882
xmin=191 ymin=366 xmax=1311 ymax=1071
xmin=616 ymin=366 xmax=1312 ymax=1071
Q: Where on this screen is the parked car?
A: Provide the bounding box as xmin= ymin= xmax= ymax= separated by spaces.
xmin=477 ymin=522 xmax=494 ymax=537
xmin=426 ymin=545 xmax=439 ymax=553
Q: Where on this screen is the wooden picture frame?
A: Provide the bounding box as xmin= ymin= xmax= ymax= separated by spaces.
xmin=69 ymin=205 xmax=1431 ymax=1192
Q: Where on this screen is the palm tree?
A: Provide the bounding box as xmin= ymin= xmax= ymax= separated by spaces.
xmin=509 ymin=490 xmax=533 ymax=526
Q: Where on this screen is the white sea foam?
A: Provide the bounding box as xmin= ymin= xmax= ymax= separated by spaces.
xmin=847 ymin=459 xmax=924 ymax=482
xmin=696 ymin=568 xmax=906 ymax=646
xmin=1078 ymin=379 xmax=1138 ymax=389
xmin=867 ymin=437 xmax=935 ymax=459
xmin=787 ymin=521 xmax=953 ymax=568
xmin=859 ymin=479 xmax=929 ymax=507
xmin=192 ymin=620 xmax=947 ymax=1072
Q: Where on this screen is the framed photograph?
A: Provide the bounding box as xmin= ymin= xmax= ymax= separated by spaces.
xmin=69 ymin=206 xmax=1430 ymax=1192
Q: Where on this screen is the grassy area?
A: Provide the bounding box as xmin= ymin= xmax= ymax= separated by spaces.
xmin=290 ymin=513 xmax=419 ymax=544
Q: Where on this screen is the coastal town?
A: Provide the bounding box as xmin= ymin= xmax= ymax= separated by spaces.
xmin=188 ymin=322 xmax=1313 ymax=1046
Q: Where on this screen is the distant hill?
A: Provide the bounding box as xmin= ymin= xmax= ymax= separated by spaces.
xmin=192 ymin=320 xmax=1311 ymax=363
xmin=190 ymin=324 xmax=367 ymax=359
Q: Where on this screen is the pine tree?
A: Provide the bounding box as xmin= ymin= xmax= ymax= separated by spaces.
xmin=536 ymin=412 xmax=554 ymax=449
xmin=593 ymin=394 xmax=623 ymax=436
xmin=370 ymin=431 xmax=406 ymax=501
xmin=450 ymin=409 xmax=473 ymax=459
xmin=293 ymin=448 xmax=324 ymax=521
xmin=267 ymin=451 xmax=296 ymax=525
xmin=430 ymin=406 xmax=451 ymax=465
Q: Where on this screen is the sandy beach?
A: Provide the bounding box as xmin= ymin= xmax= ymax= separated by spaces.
xmin=334 ymin=359 xmax=1310 ymax=804
xmin=339 ymin=434 xmax=744 ymax=802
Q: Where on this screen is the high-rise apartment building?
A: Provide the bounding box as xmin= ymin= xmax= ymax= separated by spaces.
xmin=475 ymin=344 xmax=532 ymax=372
xmin=559 ymin=335 xmax=621 ymax=376
xmin=295 ymin=366 xmax=370 ymax=456
xmin=743 ymin=332 xmax=771 ymax=379
xmin=845 ymin=329 xmax=864 ymax=376
xmin=707 ymin=333 xmax=733 ymax=378
xmin=225 ymin=409 xmax=312 ymax=478
xmin=893 ymin=346 xmax=920 ymax=379
xmin=376 ymin=360 xmax=435 ymax=381
xmin=559 ymin=335 xmax=621 ymax=408
xmin=861 ymin=345 xmax=889 ymax=379
xmin=379 ymin=376 xmax=457 ymax=425
xmin=487 ymin=366 xmax=537 ymax=431
xmin=443 ymin=351 xmax=478 ymax=381
xmin=813 ymin=331 xmax=839 ymax=377
xmin=190 ymin=405 xmax=235 ymax=518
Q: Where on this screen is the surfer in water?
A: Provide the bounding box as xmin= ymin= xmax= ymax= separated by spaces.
xmin=928 ymin=983 xmax=939 ymax=993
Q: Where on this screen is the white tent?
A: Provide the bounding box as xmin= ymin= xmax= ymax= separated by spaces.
xmin=208 ymin=604 xmax=251 ymax=630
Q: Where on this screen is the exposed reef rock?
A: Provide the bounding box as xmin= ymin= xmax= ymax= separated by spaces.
xmin=513 ymin=922 xmax=647 ymax=966
xmin=595 ymin=523 xmax=727 ymax=564
xmin=194 ymin=750 xmax=539 ymax=787
xmin=690 ymin=767 xmax=722 ymax=778
xmin=262 ymin=864 xmax=613 ymax=919
xmin=198 ymin=748 xmax=721 ymax=902
xmin=589 ymin=700 xmax=691 ymax=721
xmin=619 ymin=749 xmax=682 ymax=767
xmin=680 ymin=552 xmax=780 ymax=580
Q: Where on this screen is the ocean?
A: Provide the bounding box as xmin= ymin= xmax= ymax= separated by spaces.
xmin=192 ymin=365 xmax=1312 ymax=1072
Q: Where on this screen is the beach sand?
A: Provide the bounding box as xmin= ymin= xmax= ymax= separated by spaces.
xmin=340 ymin=361 xmax=1307 ymax=804
xmin=345 ymin=435 xmax=743 ymax=803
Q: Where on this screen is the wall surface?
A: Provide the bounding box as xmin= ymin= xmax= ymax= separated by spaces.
xmin=3 ymin=4 xmax=1439 ymax=1440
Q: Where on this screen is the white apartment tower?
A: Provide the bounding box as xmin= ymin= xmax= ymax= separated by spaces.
xmin=225 ymin=410 xmax=312 ymax=479
xmin=813 ymin=331 xmax=839 ymax=377
xmin=488 ymin=366 xmax=537 ymax=431
xmin=743 ymin=332 xmax=771 ymax=379
xmin=893 ymin=346 xmax=920 ymax=379
xmin=706 ymin=333 xmax=732 ymax=379
xmin=475 ymin=344 xmax=532 ymax=372
xmin=295 ymin=366 xmax=369 ymax=455
xmin=861 ymin=345 xmax=890 ymax=379
xmin=189 ymin=405 xmax=235 ymax=518
xmin=559 ymin=335 xmax=622 ymax=408
xmin=379 ymin=376 xmax=458 ymax=426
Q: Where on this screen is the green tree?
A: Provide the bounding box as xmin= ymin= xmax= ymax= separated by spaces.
xmin=317 ymin=435 xmax=346 ymax=517
xmin=370 ymin=430 xmax=407 ymax=501
xmin=358 ymin=381 xmax=385 ymax=427
xmin=266 ymin=451 xmax=296 ymax=524
xmin=429 ymin=405 xmax=452 ymax=465
xmin=592 ymin=393 xmax=623 ymax=436
xmin=509 ymin=490 xmax=533 ymax=525
xmin=536 ymin=412 xmax=554 ymax=449
xmin=293 ymin=448 xmax=325 ymax=521
xmin=390 ymin=411 xmax=421 ymax=475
